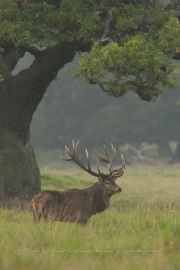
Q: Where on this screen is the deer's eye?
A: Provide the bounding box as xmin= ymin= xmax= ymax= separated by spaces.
xmin=105 ymin=182 xmax=110 ymax=185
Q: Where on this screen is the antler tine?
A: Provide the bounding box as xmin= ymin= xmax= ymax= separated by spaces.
xmin=108 ymin=164 xmax=112 ymax=175
xmin=72 ymin=140 xmax=79 ymax=154
xmin=60 ymin=140 xmax=99 ymax=177
xmin=65 ymin=145 xmax=72 ymax=155
xmin=103 ymin=144 xmax=109 ymax=159
xmin=121 ymin=154 xmax=125 ymax=166
xmin=95 ymin=144 xmax=114 ymax=163
xmin=97 ymin=163 xmax=102 ymax=175
xmin=59 ymin=153 xmax=72 ymax=161
xmin=85 ymin=148 xmax=91 ymax=171
xmin=95 ymin=143 xmax=117 ymax=175
xmin=106 ymin=143 xmax=116 ymax=173
xmin=86 ymin=148 xmax=104 ymax=175
xmin=72 ymin=140 xmax=75 ymax=152
xmin=62 ymin=140 xmax=80 ymax=159
xmin=95 ymin=150 xmax=108 ymax=163
xmin=59 ymin=145 xmax=72 ymax=160
xmin=111 ymin=143 xmax=116 ymax=157
xmin=103 ymin=143 xmax=116 ymax=158
xmin=112 ymin=154 xmax=125 ymax=178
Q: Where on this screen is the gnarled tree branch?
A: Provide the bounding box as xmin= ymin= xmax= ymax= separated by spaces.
xmin=99 ymin=0 xmax=117 ymax=44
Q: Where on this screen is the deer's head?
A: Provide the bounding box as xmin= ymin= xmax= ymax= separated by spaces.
xmin=98 ymin=174 xmax=122 ymax=196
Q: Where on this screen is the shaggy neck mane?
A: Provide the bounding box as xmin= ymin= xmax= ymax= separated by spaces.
xmin=86 ymin=183 xmax=110 ymax=214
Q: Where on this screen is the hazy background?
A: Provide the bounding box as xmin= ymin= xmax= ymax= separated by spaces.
xmin=26 ymin=55 xmax=180 ymax=169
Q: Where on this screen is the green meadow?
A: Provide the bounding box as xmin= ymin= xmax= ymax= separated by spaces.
xmin=0 ymin=165 xmax=179 ymax=270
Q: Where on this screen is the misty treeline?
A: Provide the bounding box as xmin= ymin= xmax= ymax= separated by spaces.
xmin=31 ymin=57 xmax=180 ymax=164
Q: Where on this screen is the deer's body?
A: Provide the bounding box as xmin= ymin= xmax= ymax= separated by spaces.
xmin=32 ymin=182 xmax=120 ymax=224
xmin=32 ymin=141 xmax=125 ymax=224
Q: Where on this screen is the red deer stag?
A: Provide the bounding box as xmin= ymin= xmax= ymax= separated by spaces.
xmin=32 ymin=141 xmax=125 ymax=224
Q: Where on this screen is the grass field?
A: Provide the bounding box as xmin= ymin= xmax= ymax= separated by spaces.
xmin=0 ymin=165 xmax=179 ymax=270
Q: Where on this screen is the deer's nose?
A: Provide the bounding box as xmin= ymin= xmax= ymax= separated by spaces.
xmin=117 ymin=187 xmax=122 ymax=192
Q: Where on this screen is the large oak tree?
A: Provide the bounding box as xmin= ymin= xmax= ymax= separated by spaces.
xmin=0 ymin=0 xmax=180 ymax=201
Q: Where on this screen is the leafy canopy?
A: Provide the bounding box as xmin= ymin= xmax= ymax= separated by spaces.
xmin=74 ymin=2 xmax=180 ymax=101
xmin=0 ymin=0 xmax=102 ymax=48
xmin=0 ymin=0 xmax=180 ymax=101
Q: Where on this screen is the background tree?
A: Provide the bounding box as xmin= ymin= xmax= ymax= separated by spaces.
xmin=0 ymin=0 xmax=180 ymax=201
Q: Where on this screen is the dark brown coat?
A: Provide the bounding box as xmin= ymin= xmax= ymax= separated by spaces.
xmin=32 ymin=177 xmax=121 ymax=224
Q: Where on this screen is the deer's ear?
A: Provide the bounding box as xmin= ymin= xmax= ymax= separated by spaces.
xmin=98 ymin=175 xmax=104 ymax=184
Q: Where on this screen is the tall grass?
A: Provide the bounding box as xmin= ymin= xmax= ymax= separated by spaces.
xmin=0 ymin=165 xmax=179 ymax=270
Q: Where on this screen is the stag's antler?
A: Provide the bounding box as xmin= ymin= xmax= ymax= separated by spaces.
xmin=95 ymin=144 xmax=125 ymax=178
xmin=60 ymin=140 xmax=99 ymax=177
xmin=60 ymin=140 xmax=125 ymax=179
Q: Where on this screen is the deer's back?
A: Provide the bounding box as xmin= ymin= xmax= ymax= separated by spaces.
xmin=32 ymin=189 xmax=94 ymax=223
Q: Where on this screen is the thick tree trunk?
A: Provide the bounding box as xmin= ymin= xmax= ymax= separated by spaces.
xmin=0 ymin=42 xmax=77 ymax=205
xmin=0 ymin=132 xmax=40 ymax=200
xmin=0 ymin=82 xmax=41 ymax=204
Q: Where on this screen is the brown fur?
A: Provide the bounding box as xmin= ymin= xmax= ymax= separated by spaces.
xmin=32 ymin=177 xmax=121 ymax=224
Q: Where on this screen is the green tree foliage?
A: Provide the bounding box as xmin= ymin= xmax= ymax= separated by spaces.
xmin=0 ymin=0 xmax=101 ymax=46
xmin=74 ymin=2 xmax=180 ymax=101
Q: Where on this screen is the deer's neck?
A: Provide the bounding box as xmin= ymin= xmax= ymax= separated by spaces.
xmin=90 ymin=183 xmax=110 ymax=214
